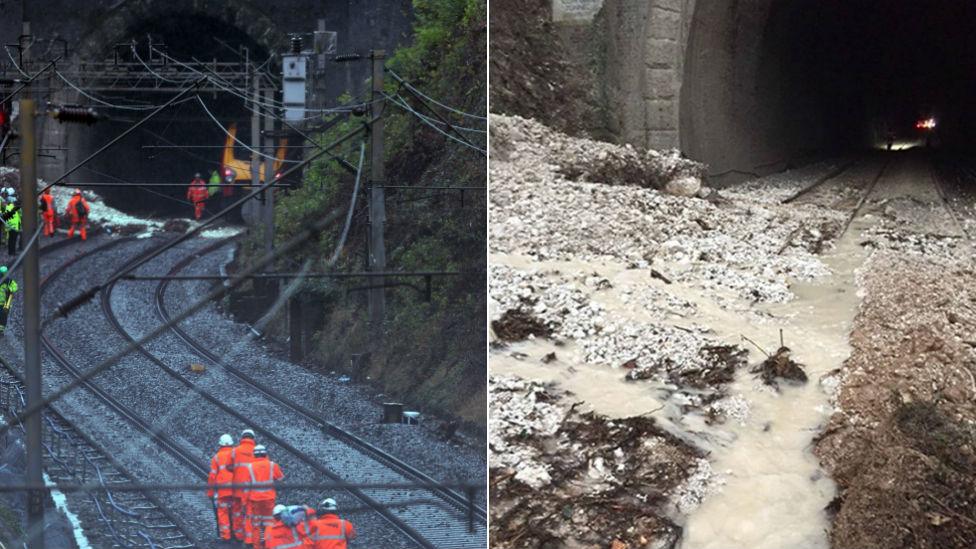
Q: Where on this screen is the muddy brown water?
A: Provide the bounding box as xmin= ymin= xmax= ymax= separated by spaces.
xmin=490 ymin=152 xmax=957 ymax=548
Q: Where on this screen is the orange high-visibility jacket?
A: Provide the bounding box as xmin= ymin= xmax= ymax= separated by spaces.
xmin=240 ymin=457 xmax=283 ymax=501
xmin=39 ymin=193 xmax=54 ymax=216
xmin=207 ymin=446 xmax=235 ymax=498
xmin=308 ymin=514 xmax=356 ymax=549
xmin=230 ymin=439 xmax=256 ymax=499
xmin=187 ymin=179 xmax=208 ymax=203
xmin=264 ymin=520 xmax=310 ymax=549
xmin=65 ymin=195 xmax=89 ymax=222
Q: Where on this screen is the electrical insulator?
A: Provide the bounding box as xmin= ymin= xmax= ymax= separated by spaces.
xmin=49 ymin=105 xmax=100 ymax=125
xmin=291 ymin=35 xmax=303 ymax=54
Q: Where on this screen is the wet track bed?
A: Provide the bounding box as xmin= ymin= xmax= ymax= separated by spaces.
xmin=16 ymin=235 xmax=484 ymax=547
xmin=0 ymin=236 xmax=211 ymax=546
xmin=158 ymin=241 xmax=487 ymax=505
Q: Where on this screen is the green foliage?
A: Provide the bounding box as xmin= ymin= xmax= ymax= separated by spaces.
xmin=240 ymin=0 xmax=486 ymax=427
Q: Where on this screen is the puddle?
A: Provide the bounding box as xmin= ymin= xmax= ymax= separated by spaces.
xmin=679 ymin=232 xmax=867 ymax=549
xmin=491 ymin=338 xmax=671 ymax=419
xmin=489 ymin=153 xmax=957 ymax=548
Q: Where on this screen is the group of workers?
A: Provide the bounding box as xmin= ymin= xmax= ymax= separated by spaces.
xmin=208 ymin=429 xmax=357 ymax=548
xmin=37 ymin=187 xmax=91 ymax=240
xmin=1 ymin=185 xmax=91 ymax=244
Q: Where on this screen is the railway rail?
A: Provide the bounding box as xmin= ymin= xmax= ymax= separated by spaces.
xmin=776 ymin=158 xmax=889 ymax=252
xmin=8 ymin=230 xmax=485 ymax=548
xmin=0 ymin=236 xmax=201 ymax=549
xmin=155 ymin=238 xmax=488 ymax=544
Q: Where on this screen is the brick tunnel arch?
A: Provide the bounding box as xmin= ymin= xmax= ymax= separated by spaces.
xmin=595 ymin=0 xmax=976 ymax=185
xmin=73 ymin=0 xmax=287 ymax=60
xmin=54 ymin=0 xmax=285 ymax=217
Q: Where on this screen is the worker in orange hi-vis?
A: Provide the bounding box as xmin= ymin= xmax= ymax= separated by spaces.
xmin=307 ymin=498 xmax=356 ymax=549
xmin=207 ymin=434 xmax=236 ymax=542
xmin=265 ymin=505 xmax=312 ymax=549
xmin=239 ymin=444 xmax=284 ymax=549
xmin=186 ymin=172 xmax=209 ymax=220
xmin=65 ymin=189 xmax=90 ymax=240
xmin=231 ymin=429 xmax=257 ymax=544
xmin=39 ymin=188 xmax=55 ymax=237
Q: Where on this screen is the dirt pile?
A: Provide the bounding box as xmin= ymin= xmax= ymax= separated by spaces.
xmin=490 ymin=115 xmax=842 ymax=304
xmin=488 ymin=0 xmax=601 ymax=137
xmin=492 ymin=114 xmax=704 ymax=191
xmin=815 ymin=252 xmax=976 ymax=549
xmin=490 ymin=375 xmax=704 ymax=549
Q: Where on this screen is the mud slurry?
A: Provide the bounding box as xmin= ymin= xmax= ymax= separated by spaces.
xmin=489 ymin=115 xmax=856 ymax=548
xmin=491 ymin=114 xmax=976 ymax=548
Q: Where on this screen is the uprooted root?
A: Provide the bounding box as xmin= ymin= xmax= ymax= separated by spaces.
xmin=492 ymin=309 xmax=552 ymax=342
xmin=626 ymin=344 xmax=748 ymax=391
xmin=753 ymin=346 xmax=808 ymax=387
xmin=490 ymin=408 xmax=702 ymax=549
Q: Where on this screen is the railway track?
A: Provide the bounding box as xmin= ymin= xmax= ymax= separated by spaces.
xmin=10 ymin=236 xmax=201 ymax=549
xmin=930 ymin=158 xmax=976 ymax=242
xmin=776 ymin=158 xmax=889 ymax=252
xmin=17 ymin=232 xmax=485 ymax=548
xmin=155 ymin=238 xmax=488 ymax=546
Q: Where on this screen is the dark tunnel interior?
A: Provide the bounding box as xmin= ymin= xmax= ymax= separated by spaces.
xmin=73 ymin=12 xmax=268 ymax=217
xmin=681 ymin=0 xmax=976 ymax=182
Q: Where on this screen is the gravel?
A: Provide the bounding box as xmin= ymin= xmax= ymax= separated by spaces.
xmin=0 ymin=233 xmax=484 ymax=547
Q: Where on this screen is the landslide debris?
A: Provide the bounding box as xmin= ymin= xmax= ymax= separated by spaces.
xmin=490 ymin=115 xmax=842 ymax=304
xmin=490 ymin=375 xmax=704 ymax=549
xmin=492 ymin=112 xmax=704 ymax=192
xmin=815 ymin=252 xmax=976 ymax=549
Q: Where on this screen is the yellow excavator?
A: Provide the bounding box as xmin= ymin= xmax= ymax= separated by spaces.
xmin=220 ymin=123 xmax=288 ymax=188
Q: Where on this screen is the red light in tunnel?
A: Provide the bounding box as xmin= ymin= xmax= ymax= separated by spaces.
xmin=916 ymin=118 xmax=936 ymax=130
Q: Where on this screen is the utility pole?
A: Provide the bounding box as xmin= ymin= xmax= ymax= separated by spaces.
xmin=250 ymin=75 xmax=261 ymax=219
xmin=20 ymin=98 xmax=44 ymax=549
xmin=368 ymin=50 xmax=386 ymax=335
xmin=20 ymin=13 xmax=43 ymax=548
xmin=262 ymin=88 xmax=278 ymax=305
xmin=263 ymin=88 xmax=275 ymax=256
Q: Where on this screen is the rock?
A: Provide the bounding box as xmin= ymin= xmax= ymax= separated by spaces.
xmin=664 ymin=176 xmax=702 ymax=197
xmin=696 ymin=186 xmax=713 ymax=199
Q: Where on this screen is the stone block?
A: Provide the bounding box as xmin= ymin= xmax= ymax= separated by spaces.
xmin=649 ymin=7 xmax=682 ymax=39
xmin=646 ymin=68 xmax=677 ymax=98
xmin=645 ymin=37 xmax=678 ymax=67
xmin=645 ymin=99 xmax=677 ymax=130
xmin=646 ymin=129 xmax=680 ymax=151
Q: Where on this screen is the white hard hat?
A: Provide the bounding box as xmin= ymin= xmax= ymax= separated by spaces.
xmin=319 ymin=498 xmax=337 ymax=511
xmin=218 ymin=434 xmax=233 ymax=447
xmin=253 ymin=444 xmax=267 ymax=456
xmin=241 ymin=429 xmax=255 ymax=439
xmin=272 ymin=504 xmax=287 ymax=517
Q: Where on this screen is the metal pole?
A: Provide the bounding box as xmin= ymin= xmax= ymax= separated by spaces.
xmin=289 ymin=296 xmax=302 ymax=362
xmin=368 ymin=50 xmax=386 ymax=335
xmin=250 ymin=75 xmax=261 ymax=221
xmin=262 ymin=88 xmax=277 ymax=304
xmin=20 ymin=97 xmax=45 ymax=549
xmin=263 ymin=88 xmax=275 ymax=256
